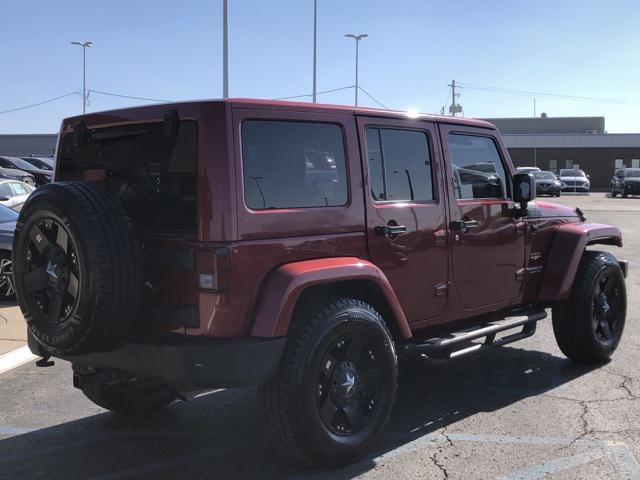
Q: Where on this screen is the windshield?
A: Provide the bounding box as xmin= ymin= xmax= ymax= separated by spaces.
xmin=0 ymin=204 xmax=18 ymax=223
xmin=560 ymin=169 xmax=586 ymax=177
xmin=533 ymin=171 xmax=557 ymax=180
xmin=625 ymin=169 xmax=640 ymax=178
xmin=21 ymin=157 xmax=53 ymax=171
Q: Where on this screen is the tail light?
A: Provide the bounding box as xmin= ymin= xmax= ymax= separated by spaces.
xmin=196 ymin=248 xmax=229 ymax=292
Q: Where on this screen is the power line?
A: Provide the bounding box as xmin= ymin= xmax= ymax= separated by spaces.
xmin=458 ymin=82 xmax=640 ymax=105
xmin=274 ymin=85 xmax=354 ymax=100
xmin=88 ymin=89 xmax=171 ymax=103
xmin=357 ymin=86 xmax=389 ymax=110
xmin=275 ymin=84 xmax=390 ymax=110
xmin=0 ymin=92 xmax=80 ymax=114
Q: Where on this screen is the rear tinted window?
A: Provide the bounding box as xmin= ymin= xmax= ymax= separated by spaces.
xmin=241 ymin=120 xmax=347 ymax=210
xmin=59 ymin=120 xmax=197 ymax=233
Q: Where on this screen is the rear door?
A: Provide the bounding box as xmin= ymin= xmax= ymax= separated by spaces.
xmin=440 ymin=124 xmax=526 ymax=311
xmin=358 ymin=117 xmax=448 ymax=323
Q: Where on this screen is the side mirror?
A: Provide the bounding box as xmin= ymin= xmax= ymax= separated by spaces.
xmin=0 ymin=196 xmax=9 ymax=202
xmin=513 ymin=173 xmax=536 ymax=212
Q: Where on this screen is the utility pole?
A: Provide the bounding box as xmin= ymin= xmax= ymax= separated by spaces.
xmin=223 ymin=0 xmax=229 ymax=99
xmin=448 ymin=79 xmax=462 ymax=116
xmin=344 ymin=33 xmax=368 ymax=106
xmin=533 ymin=98 xmax=537 ymax=167
xmin=70 ymin=41 xmax=94 ymax=115
xmin=312 ymin=0 xmax=317 ymax=103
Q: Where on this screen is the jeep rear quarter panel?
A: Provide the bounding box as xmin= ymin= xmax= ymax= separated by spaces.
xmin=188 ymin=104 xmax=369 ymax=337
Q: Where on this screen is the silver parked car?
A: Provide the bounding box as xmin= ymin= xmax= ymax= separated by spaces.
xmin=0 ymin=179 xmax=35 ymax=211
xmin=559 ymin=168 xmax=591 ymax=192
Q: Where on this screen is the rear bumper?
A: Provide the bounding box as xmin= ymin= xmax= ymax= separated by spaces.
xmin=28 ymin=331 xmax=286 ymax=391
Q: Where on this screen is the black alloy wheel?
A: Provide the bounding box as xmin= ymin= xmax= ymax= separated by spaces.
xmin=591 ymin=266 xmax=624 ymax=345
xmin=23 ymin=217 xmax=79 ymax=326
xmin=316 ymin=332 xmax=384 ymax=436
xmin=0 ymin=253 xmax=14 ymax=299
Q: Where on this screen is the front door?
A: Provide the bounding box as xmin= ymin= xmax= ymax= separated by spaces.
xmin=359 ymin=117 xmax=448 ymax=323
xmin=440 ymin=125 xmax=526 ymax=311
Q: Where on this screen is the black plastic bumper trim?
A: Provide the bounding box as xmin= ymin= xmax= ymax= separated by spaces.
xmin=28 ymin=331 xmax=286 ymax=390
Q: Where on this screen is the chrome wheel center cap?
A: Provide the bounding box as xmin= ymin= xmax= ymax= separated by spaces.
xmin=46 ymin=261 xmax=59 ymax=280
xmin=342 ymin=372 xmax=356 ymax=396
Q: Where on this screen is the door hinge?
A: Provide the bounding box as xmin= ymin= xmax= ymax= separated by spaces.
xmin=433 ymin=282 xmax=449 ymax=298
xmin=515 ymin=268 xmax=527 ymax=282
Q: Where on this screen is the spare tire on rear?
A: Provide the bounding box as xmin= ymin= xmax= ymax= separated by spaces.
xmin=13 ymin=181 xmax=142 ymax=355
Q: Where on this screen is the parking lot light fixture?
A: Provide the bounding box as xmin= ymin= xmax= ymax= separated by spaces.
xmin=70 ymin=41 xmax=95 ymax=114
xmin=344 ymin=33 xmax=368 ymax=106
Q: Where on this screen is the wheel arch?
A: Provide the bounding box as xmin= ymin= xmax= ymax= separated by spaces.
xmin=538 ymin=223 xmax=623 ymax=301
xmin=249 ymin=257 xmax=412 ymax=341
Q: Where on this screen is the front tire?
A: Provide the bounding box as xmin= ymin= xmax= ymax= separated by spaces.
xmin=259 ymin=298 xmax=397 ymax=467
xmin=552 ymin=251 xmax=626 ymax=363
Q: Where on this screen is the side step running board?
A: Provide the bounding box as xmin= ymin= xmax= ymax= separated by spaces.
xmin=401 ymin=310 xmax=547 ymax=360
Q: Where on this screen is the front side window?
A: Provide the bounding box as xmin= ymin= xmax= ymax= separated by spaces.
xmin=242 ymin=121 xmax=347 ymax=210
xmin=366 ymin=127 xmax=433 ymax=202
xmin=0 ymin=184 xmax=12 ymax=198
xmin=449 ymin=134 xmax=507 ymax=200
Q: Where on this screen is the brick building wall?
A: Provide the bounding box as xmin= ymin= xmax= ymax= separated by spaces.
xmin=507 ymin=148 xmax=640 ymax=190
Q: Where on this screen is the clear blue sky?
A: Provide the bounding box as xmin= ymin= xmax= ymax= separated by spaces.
xmin=2 ymin=0 xmax=640 ymax=133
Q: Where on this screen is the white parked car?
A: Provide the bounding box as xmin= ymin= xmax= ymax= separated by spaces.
xmin=559 ymin=169 xmax=591 ymax=192
xmin=0 ymin=180 xmax=35 ymax=211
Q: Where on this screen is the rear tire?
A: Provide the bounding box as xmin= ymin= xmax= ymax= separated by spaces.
xmin=79 ymin=374 xmax=177 ymax=415
xmin=552 ymin=251 xmax=626 ymax=363
xmin=259 ymin=298 xmax=397 ymax=467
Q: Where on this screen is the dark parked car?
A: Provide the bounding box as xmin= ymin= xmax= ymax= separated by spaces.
xmin=611 ymin=167 xmax=640 ymax=197
xmin=0 ymin=156 xmax=52 ymax=186
xmin=532 ymin=170 xmax=561 ymax=197
xmin=0 ymin=203 xmax=17 ymax=299
xmin=20 ymin=156 xmax=55 ymax=172
xmin=14 ymin=100 xmax=628 ymax=467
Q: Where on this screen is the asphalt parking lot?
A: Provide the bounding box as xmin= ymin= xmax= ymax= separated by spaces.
xmin=0 ymin=192 xmax=638 ymax=480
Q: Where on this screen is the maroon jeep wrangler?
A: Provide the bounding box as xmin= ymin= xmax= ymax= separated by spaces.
xmin=13 ymin=99 xmax=627 ymax=466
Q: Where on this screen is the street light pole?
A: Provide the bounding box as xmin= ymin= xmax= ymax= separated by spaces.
xmin=70 ymin=41 xmax=94 ymax=114
xmin=223 ymin=0 xmax=229 ymax=99
xmin=344 ymin=33 xmax=368 ymax=106
xmin=312 ymin=0 xmax=317 ymax=103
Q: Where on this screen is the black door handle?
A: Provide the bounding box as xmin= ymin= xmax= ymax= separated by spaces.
xmin=375 ymin=225 xmax=407 ymax=237
xmin=450 ymin=220 xmax=479 ymax=232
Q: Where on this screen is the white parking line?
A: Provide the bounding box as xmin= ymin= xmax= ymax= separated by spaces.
xmin=0 ymin=345 xmax=36 ymax=376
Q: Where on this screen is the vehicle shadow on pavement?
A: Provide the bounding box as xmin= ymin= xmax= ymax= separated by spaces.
xmin=0 ymin=346 xmax=599 ymax=480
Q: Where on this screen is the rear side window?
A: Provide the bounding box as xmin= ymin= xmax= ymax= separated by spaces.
xmin=448 ymin=134 xmax=508 ymax=200
xmin=366 ymin=128 xmax=433 ymax=202
xmin=241 ymin=120 xmax=347 ymax=210
xmin=10 ymin=182 xmax=27 ymax=195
